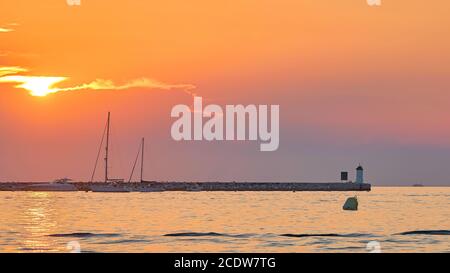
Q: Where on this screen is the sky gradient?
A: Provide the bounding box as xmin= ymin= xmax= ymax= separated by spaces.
xmin=1 ymin=0 xmax=449 ymax=185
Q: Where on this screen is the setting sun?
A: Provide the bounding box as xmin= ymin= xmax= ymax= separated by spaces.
xmin=0 ymin=75 xmax=67 ymax=96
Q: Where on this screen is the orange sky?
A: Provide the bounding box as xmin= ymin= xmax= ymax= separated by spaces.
xmin=0 ymin=0 xmax=450 ymax=184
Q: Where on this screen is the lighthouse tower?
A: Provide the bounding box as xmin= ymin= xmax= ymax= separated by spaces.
xmin=356 ymin=165 xmax=364 ymax=184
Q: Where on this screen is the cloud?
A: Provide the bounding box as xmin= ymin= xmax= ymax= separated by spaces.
xmin=61 ymin=78 xmax=196 ymax=96
xmin=0 ymin=66 xmax=196 ymax=97
xmin=0 ymin=66 xmax=28 ymax=77
xmin=0 ymin=23 xmax=18 ymax=33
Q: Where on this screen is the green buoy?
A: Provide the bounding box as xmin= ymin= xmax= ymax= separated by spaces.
xmin=343 ymin=196 xmax=358 ymax=211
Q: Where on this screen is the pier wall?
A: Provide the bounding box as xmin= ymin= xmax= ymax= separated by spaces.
xmin=0 ymin=182 xmax=371 ymax=192
xmin=82 ymin=182 xmax=371 ymax=192
xmin=146 ymin=182 xmax=371 ymax=192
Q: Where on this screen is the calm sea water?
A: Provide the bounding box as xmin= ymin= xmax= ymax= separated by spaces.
xmin=0 ymin=187 xmax=448 ymax=253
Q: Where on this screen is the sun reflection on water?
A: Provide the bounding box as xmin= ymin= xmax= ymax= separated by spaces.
xmin=20 ymin=192 xmax=59 ymax=252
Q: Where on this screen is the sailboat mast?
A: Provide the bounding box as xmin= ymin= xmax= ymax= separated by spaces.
xmin=105 ymin=112 xmax=111 ymax=183
xmin=140 ymin=137 xmax=144 ymax=182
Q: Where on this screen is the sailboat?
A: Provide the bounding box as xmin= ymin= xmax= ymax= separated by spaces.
xmin=129 ymin=137 xmax=165 ymax=192
xmin=89 ymin=112 xmax=130 ymax=192
xmin=128 ymin=137 xmax=146 ymax=183
xmin=88 ymin=112 xmax=163 ymax=192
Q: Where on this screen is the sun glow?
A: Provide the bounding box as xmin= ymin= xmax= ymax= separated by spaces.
xmin=0 ymin=75 xmax=67 ymax=96
xmin=0 ymin=66 xmax=195 ymax=97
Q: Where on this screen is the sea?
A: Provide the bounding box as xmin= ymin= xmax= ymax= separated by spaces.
xmin=0 ymin=187 xmax=448 ymax=253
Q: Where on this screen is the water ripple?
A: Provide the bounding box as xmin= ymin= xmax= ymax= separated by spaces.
xmin=48 ymin=232 xmax=121 ymax=238
xmin=164 ymin=232 xmax=256 ymax=238
xmin=281 ymin=233 xmax=373 ymax=238
xmin=395 ymin=230 xmax=450 ymax=236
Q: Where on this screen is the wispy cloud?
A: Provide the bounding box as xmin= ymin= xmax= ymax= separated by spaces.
xmin=0 ymin=28 xmax=13 ymax=33
xmin=0 ymin=66 xmax=28 ymax=76
xmin=61 ymin=78 xmax=196 ymax=95
xmin=0 ymin=23 xmax=18 ymax=33
xmin=0 ymin=66 xmax=196 ymax=97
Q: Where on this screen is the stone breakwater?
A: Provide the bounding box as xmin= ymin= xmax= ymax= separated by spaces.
xmin=0 ymin=182 xmax=371 ymax=192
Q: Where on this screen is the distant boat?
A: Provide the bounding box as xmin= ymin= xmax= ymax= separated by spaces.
xmin=53 ymin=178 xmax=73 ymax=184
xmin=26 ymin=182 xmax=77 ymax=191
xmin=412 ymin=184 xmax=424 ymax=187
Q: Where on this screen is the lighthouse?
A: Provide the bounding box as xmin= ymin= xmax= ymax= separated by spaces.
xmin=356 ymin=165 xmax=364 ymax=183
